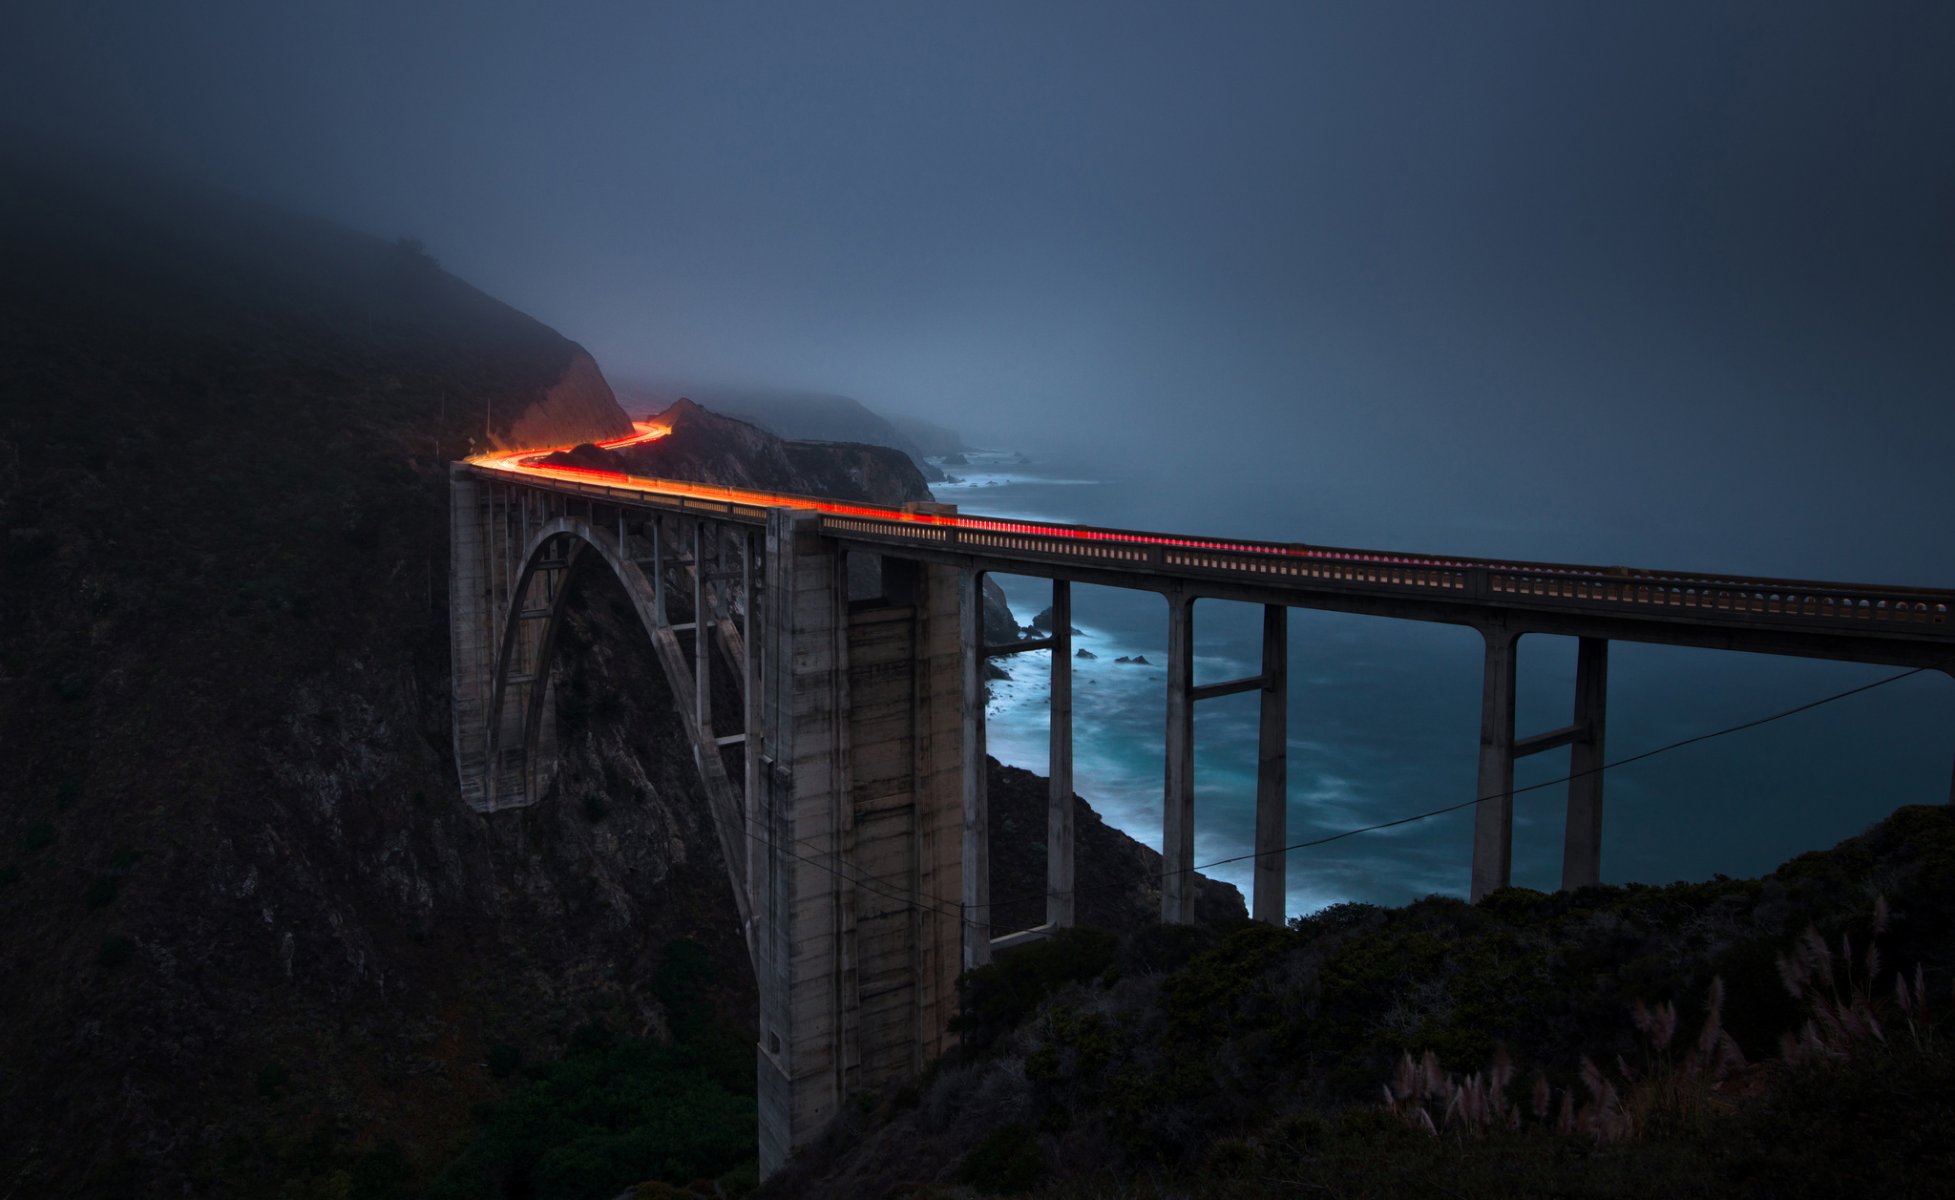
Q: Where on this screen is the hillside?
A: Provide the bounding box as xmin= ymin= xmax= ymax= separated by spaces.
xmin=613 ymin=381 xmax=957 ymax=480
xmin=764 ymin=804 xmax=1955 ymax=1198
xmin=0 ymin=152 xmax=1238 ymax=1198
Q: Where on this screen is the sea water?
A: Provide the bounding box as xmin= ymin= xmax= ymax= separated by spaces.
xmin=930 ymin=449 xmax=1955 ymax=918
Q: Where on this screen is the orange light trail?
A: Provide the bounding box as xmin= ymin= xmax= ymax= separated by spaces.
xmin=469 ymin=423 xmax=1479 ymax=573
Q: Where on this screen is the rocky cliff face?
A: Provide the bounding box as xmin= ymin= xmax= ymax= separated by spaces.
xmin=501 ymin=347 xmax=635 ymax=450
xmin=583 ymin=397 xmax=936 ymax=504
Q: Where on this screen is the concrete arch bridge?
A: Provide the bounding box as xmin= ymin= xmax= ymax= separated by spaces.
xmin=449 ymin=458 xmax=1954 ymax=1175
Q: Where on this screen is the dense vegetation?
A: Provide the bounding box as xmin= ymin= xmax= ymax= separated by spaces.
xmin=425 ymin=940 xmax=758 ymax=1200
xmin=766 ymin=803 xmax=1955 ymax=1198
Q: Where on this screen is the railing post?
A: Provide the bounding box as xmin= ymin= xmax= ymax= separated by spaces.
xmin=1047 ymin=579 xmax=1075 ymax=929
xmin=962 ymin=570 xmax=991 ymax=967
xmin=1560 ymin=637 xmax=1609 ymax=891
xmin=1470 ymin=623 xmax=1518 ymax=902
xmin=1162 ymin=592 xmax=1196 ymax=923
xmin=1254 ymin=604 xmax=1288 ymax=924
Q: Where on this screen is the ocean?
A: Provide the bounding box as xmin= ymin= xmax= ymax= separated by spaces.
xmin=929 ymin=449 xmax=1955 ymax=918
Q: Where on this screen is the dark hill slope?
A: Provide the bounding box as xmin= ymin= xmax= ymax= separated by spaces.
xmin=765 ymin=804 xmax=1955 ymax=1199
xmin=0 ymin=155 xmax=701 ymax=1196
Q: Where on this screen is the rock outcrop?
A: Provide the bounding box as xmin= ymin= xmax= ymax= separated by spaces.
xmin=501 ymin=346 xmax=635 ymax=450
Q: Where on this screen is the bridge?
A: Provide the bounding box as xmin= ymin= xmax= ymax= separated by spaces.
xmin=448 ymin=432 xmax=1954 ymax=1175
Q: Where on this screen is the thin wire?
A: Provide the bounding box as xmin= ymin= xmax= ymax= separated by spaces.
xmin=705 ymin=656 xmax=1946 ymax=938
xmin=976 ymin=658 xmax=1947 ymax=925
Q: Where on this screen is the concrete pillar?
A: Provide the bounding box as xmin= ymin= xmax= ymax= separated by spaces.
xmin=1946 ymin=670 xmax=1955 ymax=807
xmin=912 ymin=562 xmax=968 ymax=1064
xmin=652 ymin=516 xmax=667 ymax=625
xmin=695 ymin=522 xmax=712 ymax=736
xmin=743 ymin=531 xmax=761 ymax=929
xmin=448 ymin=466 xmax=493 ymax=809
xmin=961 ymin=570 xmax=990 ymax=967
xmin=1254 ymin=605 xmax=1288 ymax=924
xmin=1559 ymin=637 xmax=1609 ymax=892
xmin=1048 ymin=580 xmax=1075 ymax=928
xmin=1470 ymin=624 xmax=1518 ymax=902
xmin=1162 ymin=593 xmax=1196 ymax=923
xmin=756 ymin=511 xmax=848 ymax=1177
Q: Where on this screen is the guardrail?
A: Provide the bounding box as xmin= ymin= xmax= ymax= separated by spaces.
xmin=464 ymin=464 xmax=1953 ymax=642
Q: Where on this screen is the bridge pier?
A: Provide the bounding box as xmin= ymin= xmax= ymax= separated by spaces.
xmin=1470 ymin=625 xmax=1519 ymax=901
xmin=1559 ymin=638 xmax=1609 ymax=891
xmin=1471 ymin=630 xmax=1613 ymax=900
xmin=962 ymin=571 xmax=990 ymax=968
xmin=756 ymin=513 xmax=966 ymax=1174
xmin=1048 ymin=579 xmax=1076 ymax=929
xmin=1254 ymin=605 xmax=1288 ymax=924
xmin=1162 ymin=593 xmax=1196 ymax=923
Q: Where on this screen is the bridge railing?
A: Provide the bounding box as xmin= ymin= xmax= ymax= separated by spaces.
xmin=462 ymin=464 xmax=1954 ymax=641
xmin=817 ymin=511 xmax=1954 ymax=640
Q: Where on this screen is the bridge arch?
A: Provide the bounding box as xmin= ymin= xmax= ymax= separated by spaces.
xmin=484 ymin=512 xmax=756 ymax=947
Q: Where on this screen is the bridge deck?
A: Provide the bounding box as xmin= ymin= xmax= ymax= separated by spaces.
xmin=460 ymin=461 xmax=1954 ymax=668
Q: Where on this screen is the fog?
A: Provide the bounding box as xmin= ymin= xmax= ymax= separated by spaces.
xmin=7 ymin=1 xmax=1952 ymax=901
xmin=8 ymin=3 xmax=1950 ymax=575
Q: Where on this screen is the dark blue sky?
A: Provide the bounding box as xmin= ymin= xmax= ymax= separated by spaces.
xmin=6 ymin=1 xmax=1953 ymax=902
xmin=10 ymin=2 xmax=1951 ymax=576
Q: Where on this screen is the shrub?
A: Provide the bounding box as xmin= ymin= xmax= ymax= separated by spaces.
xmin=23 ymin=821 xmax=54 ymax=853
xmin=956 ymin=1122 xmax=1042 ymax=1195
xmin=84 ymin=873 xmax=121 ymax=909
xmin=96 ymin=934 xmax=134 ymax=967
xmin=953 ymin=927 xmax=1116 ymax=1048
xmin=257 ymin=1063 xmax=291 ymax=1100
xmin=487 ymin=1043 xmax=522 ymax=1079
xmin=426 ymin=1031 xmax=756 ymax=1200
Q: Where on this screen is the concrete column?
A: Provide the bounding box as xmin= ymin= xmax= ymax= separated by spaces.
xmin=1162 ymin=593 xmax=1196 ymax=924
xmin=652 ymin=516 xmax=666 ymax=625
xmin=961 ymin=570 xmax=991 ymax=967
xmin=755 ymin=511 xmax=848 ymax=1177
xmin=448 ymin=466 xmax=493 ymax=809
xmin=695 ymin=522 xmax=712 ymax=736
xmin=1047 ymin=579 xmax=1075 ymax=929
xmin=1254 ymin=605 xmax=1288 ymax=924
xmin=1946 ymin=669 xmax=1955 ymax=807
xmin=743 ymin=531 xmax=761 ymax=927
xmin=1560 ymin=637 xmax=1609 ymax=892
xmin=913 ymin=562 xmax=968 ymax=1064
xmin=1470 ymin=624 xmax=1518 ymax=902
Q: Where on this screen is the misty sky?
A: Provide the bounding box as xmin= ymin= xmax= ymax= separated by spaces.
xmin=9 ymin=2 xmax=1952 ymax=579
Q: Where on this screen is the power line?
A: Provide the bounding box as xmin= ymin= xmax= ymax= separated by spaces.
xmin=984 ymin=658 xmax=1946 ymax=922
xmin=699 ymin=657 xmax=1946 ymax=940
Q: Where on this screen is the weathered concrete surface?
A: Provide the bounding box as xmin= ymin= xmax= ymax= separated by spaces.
xmin=755 ymin=516 xmax=965 ymax=1175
